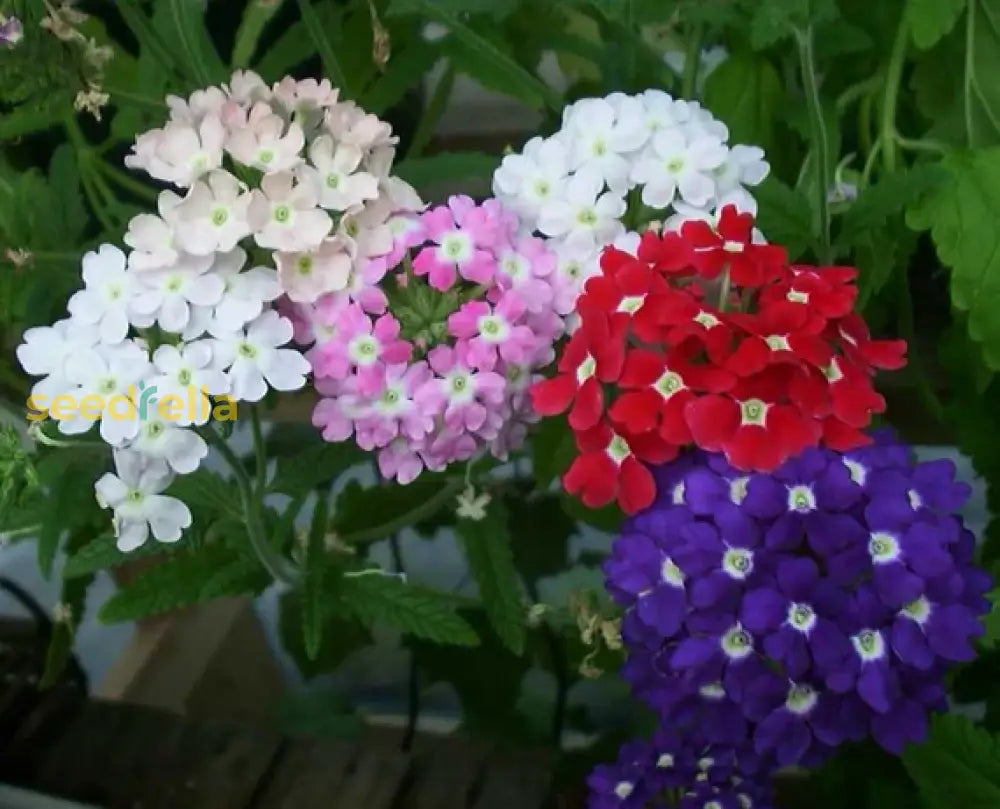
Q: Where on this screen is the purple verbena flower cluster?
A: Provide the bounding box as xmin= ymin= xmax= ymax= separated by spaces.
xmin=591 ymin=431 xmax=991 ymax=807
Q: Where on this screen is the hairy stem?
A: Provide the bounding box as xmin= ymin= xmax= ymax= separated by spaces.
xmin=795 ymin=27 xmax=832 ymax=264
xmin=880 ymin=15 xmax=909 ymax=173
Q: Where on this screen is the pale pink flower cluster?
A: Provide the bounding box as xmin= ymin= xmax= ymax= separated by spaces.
xmin=285 ymin=195 xmax=569 ymax=484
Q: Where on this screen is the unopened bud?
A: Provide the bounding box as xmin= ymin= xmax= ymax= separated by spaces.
xmin=526 ymin=603 xmax=547 ymax=628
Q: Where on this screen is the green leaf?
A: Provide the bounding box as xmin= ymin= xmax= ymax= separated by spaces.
xmin=837 ymin=164 xmax=948 ymax=245
xmin=361 ymin=41 xmax=438 ymax=116
xmin=295 ymin=0 xmax=348 ymax=89
xmin=703 ymin=52 xmax=783 ymax=154
xmin=278 ymin=590 xmax=372 ymax=679
xmin=966 ymin=0 xmax=1000 ymax=147
xmin=232 ymin=0 xmax=287 ymax=68
xmin=906 ymin=148 xmax=1000 ymax=369
xmin=387 ymin=0 xmax=519 ymax=17
xmin=906 ymin=0 xmax=965 ymax=49
xmin=389 ymin=0 xmax=562 ymax=112
xmin=506 ymin=492 xmax=575 ymax=586
xmin=301 ymin=491 xmax=331 ymax=661
xmin=531 ymin=416 xmax=575 ymax=489
xmin=165 ymin=0 xmax=227 ymax=86
xmin=456 ymin=500 xmax=525 ymax=655
xmin=267 ymin=442 xmax=362 ymax=497
xmin=167 ymin=468 xmax=243 ymax=521
xmin=560 ymin=494 xmax=622 ymax=533
xmin=63 ymin=533 xmax=168 ymax=579
xmin=40 ymin=571 xmax=92 ymax=689
xmin=745 ymin=0 xmax=836 ymax=50
xmin=333 ymin=476 xmax=462 ymax=544
xmin=47 ymin=145 xmax=87 ymax=246
xmin=334 ymin=574 xmax=479 ymax=646
xmin=98 ymin=545 xmax=266 ymax=623
xmin=0 ymin=94 xmax=73 ymax=141
xmin=394 ymin=152 xmax=501 ymax=192
xmin=753 ymin=176 xmax=815 ymax=260
xmin=903 ymin=714 xmax=1000 ymax=808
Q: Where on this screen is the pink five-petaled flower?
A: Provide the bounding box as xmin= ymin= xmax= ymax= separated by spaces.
xmin=529 ymin=311 xmax=626 ymax=431
xmin=494 ymin=235 xmax=556 ymax=314
xmin=354 ymin=362 xmax=434 ymax=450
xmin=416 ymin=345 xmax=506 ymax=435
xmin=447 ymin=294 xmax=536 ymax=372
xmin=412 ymin=197 xmax=499 ymax=291
xmin=309 ymin=304 xmax=411 ymax=393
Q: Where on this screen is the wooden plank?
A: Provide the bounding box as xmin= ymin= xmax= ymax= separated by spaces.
xmin=469 ymin=749 xmax=551 ymax=809
xmin=249 ymin=737 xmax=358 ymax=809
xmin=398 ymin=736 xmax=489 ymax=809
xmin=334 ymin=732 xmax=412 ymax=809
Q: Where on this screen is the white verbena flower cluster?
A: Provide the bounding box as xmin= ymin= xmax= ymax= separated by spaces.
xmin=16 ymin=71 xmax=422 ymax=552
xmin=492 ymin=90 xmax=769 ymax=311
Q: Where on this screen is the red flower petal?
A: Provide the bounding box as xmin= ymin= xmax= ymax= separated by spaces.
xmin=618 ymin=457 xmax=656 ymax=514
xmin=563 ymin=452 xmax=617 ymax=509
xmin=568 ymin=376 xmax=604 ymax=431
xmin=609 ymin=389 xmax=661 ymax=433
xmin=684 ymin=395 xmax=739 ymax=451
xmin=531 ymin=374 xmax=576 ymax=415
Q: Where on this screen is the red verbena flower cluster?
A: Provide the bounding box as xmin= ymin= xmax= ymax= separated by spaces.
xmin=530 ymin=205 xmax=907 ymax=515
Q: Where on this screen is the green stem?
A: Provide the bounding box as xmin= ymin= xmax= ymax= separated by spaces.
xmin=680 ymin=23 xmax=705 ymax=99
xmin=250 ymin=406 xmax=268 ymax=495
xmin=295 ymin=0 xmax=348 ymax=89
xmin=836 ymin=76 xmax=881 ymax=113
xmin=340 ymin=479 xmax=465 ymax=546
xmin=406 ymin=63 xmax=455 ymax=160
xmin=200 ymin=425 xmax=300 ymax=586
xmin=97 ymin=161 xmax=158 ymax=203
xmin=104 ymin=85 xmax=165 ymax=110
xmin=795 ymin=27 xmax=832 ymax=264
xmin=65 ymin=117 xmax=118 ymax=234
xmin=880 ymin=15 xmax=909 ymax=173
xmin=894 ymin=134 xmax=949 ymax=155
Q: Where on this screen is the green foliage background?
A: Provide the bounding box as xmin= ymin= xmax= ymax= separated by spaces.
xmin=2 ymin=0 xmax=1000 ymax=805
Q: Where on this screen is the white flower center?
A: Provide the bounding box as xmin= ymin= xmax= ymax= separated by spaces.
xmin=901 ymin=596 xmax=932 ymax=625
xmin=787 ymin=484 xmax=816 ymax=513
xmin=296 ymin=255 xmax=314 ymax=275
xmin=104 ymin=283 xmax=124 ymax=301
xmin=97 ymin=377 xmax=116 ymax=395
xmin=177 ymin=368 xmax=193 ymax=386
xmin=532 ymin=178 xmax=551 ymax=199
xmin=657 ymin=753 xmax=674 ymax=768
xmin=823 ymin=359 xmax=844 ymax=382
xmin=729 ymin=476 xmax=749 ymax=504
xmin=671 ymin=481 xmax=685 ymax=505
xmin=325 ymin=172 xmax=342 ymax=189
xmin=852 ymin=629 xmax=885 ymax=662
xmin=478 ymin=315 xmax=508 ymax=343
xmin=210 ymin=206 xmax=229 ymax=227
xmin=500 ymin=254 xmax=528 ymax=281
xmin=787 ymin=289 xmax=809 ymax=304
xmin=694 ymin=310 xmax=719 ymax=329
xmin=787 ymin=602 xmax=816 ymax=632
xmin=908 ymin=489 xmax=923 ymax=510
xmin=722 ymin=240 xmax=744 ymax=253
xmin=661 ymin=556 xmax=685 ymax=587
xmin=576 ymin=355 xmax=596 ymax=384
xmin=868 ymin=531 xmax=901 ymax=564
xmin=655 ymin=370 xmax=684 ymax=398
xmin=785 ymin=683 xmax=818 ymax=715
xmin=591 ymin=137 xmax=608 ymax=157
xmin=766 ymin=334 xmax=790 ymax=351
xmin=165 ymin=275 xmax=184 ymax=293
xmin=258 ymin=148 xmax=275 ymax=164
xmin=606 ymin=434 xmax=631 ymax=465
xmin=739 ymin=398 xmax=767 ymax=426
xmin=722 ymin=548 xmax=753 ymax=579
xmin=441 ymin=231 xmax=472 ymax=262
xmin=238 ymin=342 xmax=258 ymax=359
xmin=576 ymin=207 xmax=598 ymax=226
xmin=843 ymin=459 xmax=867 ymax=485
xmin=613 ymin=782 xmax=634 ymax=799
xmin=721 ymin=624 xmax=753 ymax=660
xmin=273 ymin=203 xmax=292 ymax=224
xmin=666 ymin=157 xmax=685 ymax=173
xmin=349 ymin=336 xmax=379 ymax=364
xmin=699 ymin=682 xmax=725 ymax=700
xmin=617 ymin=295 xmax=645 ymax=314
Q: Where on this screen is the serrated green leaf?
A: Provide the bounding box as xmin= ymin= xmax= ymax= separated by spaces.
xmin=267 ymin=442 xmax=362 ymax=497
xmin=278 ymin=590 xmax=372 ymax=679
xmin=838 ymin=164 xmax=948 ymax=245
xmin=40 ymin=569 xmax=92 ymax=689
xmin=333 ymin=475 xmax=462 ymax=544
xmin=745 ymin=0 xmax=837 ymax=50
xmin=295 ymin=0 xmax=348 ymax=89
xmin=906 ymin=0 xmax=965 ymax=49
xmin=301 ymin=491 xmax=331 ymax=661
xmin=903 ymin=714 xmax=1000 ymax=808
xmin=0 ymin=94 xmax=73 ymax=141
xmin=98 ymin=546 xmax=266 ymax=623
xmin=388 ymin=0 xmax=519 ymax=17
xmin=753 ymin=177 xmax=815 ymax=260
xmin=703 ymin=52 xmax=782 ymax=154
xmin=966 ymin=0 xmax=1000 ymax=148
xmin=335 ymin=574 xmax=478 ymax=646
xmin=456 ymin=500 xmax=525 ymax=655
xmin=394 ymin=152 xmax=501 ymax=193
xmin=906 ymin=148 xmax=1000 ymax=369
xmin=63 ymin=533 xmax=167 ymax=579
xmin=167 ymin=468 xmax=243 ymax=520
xmin=46 ymin=145 xmax=87 ymax=246
xmin=165 ymin=0 xmax=227 ymax=86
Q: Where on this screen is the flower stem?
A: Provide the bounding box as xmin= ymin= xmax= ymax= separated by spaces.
xmin=250 ymin=406 xmax=268 ymax=495
xmin=681 ymin=23 xmax=705 ymax=99
xmin=880 ymin=15 xmax=909 ymax=174
xmin=200 ymin=424 xmax=300 ymax=586
xmin=795 ymin=27 xmax=832 ymax=264
xmin=97 ymin=160 xmax=158 ymax=203
xmin=339 ymin=478 xmax=465 ymax=546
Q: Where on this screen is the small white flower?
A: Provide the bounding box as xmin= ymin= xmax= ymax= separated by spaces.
xmin=52 ymin=602 xmax=73 ymax=624
xmin=274 ymin=236 xmax=355 ymax=304
xmin=272 ymin=76 xmax=339 ymax=115
xmin=150 ymin=341 xmax=229 ymax=425
xmin=61 ymin=341 xmax=152 ymax=445
xmin=637 ymin=89 xmax=689 ymax=135
xmin=128 ymin=253 xmax=223 ymax=334
xmin=226 ymin=101 xmax=305 ymax=173
xmin=95 ymin=449 xmax=191 ymax=551
xmin=324 ymin=100 xmax=396 ymax=152
xmin=563 ymin=96 xmax=648 ymax=193
xmin=206 ymin=248 xmax=282 ymax=333
xmin=128 ymin=415 xmax=208 ymax=475
xmin=67 ymin=244 xmax=137 ymax=344
xmin=123 ymin=191 xmax=185 ymax=271
xmin=173 ymin=170 xmax=253 ymax=255
xmin=125 ymin=116 xmax=226 ymax=187
xmin=301 ymin=134 xmax=379 ymax=211
xmin=714 ymin=144 xmax=769 ymax=197
xmin=631 ymin=126 xmax=728 ymax=209
xmin=248 ymin=171 xmax=333 ymax=251
xmin=17 ymin=317 xmax=100 ymax=399
xmin=537 ymin=167 xmax=625 ymax=253
xmin=492 ymin=135 xmax=569 ymax=222
xmin=211 ymin=310 xmax=311 ymax=402
xmin=226 ymin=69 xmax=271 ymax=105
xmin=455 ymin=485 xmax=490 ymax=521
xmin=165 ymin=86 xmax=227 ymax=125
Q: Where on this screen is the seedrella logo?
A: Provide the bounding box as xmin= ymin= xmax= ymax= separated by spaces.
xmin=26 ymin=383 xmax=238 ymax=423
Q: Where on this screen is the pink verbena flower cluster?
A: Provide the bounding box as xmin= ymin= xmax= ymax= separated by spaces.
xmin=283 ymin=195 xmax=570 ymax=483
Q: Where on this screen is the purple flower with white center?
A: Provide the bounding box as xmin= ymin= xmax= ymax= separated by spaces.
xmin=586 ymin=741 xmax=658 ymax=809
xmin=740 ymin=557 xmax=851 ymax=678
xmin=670 ymin=620 xmax=769 ymax=702
xmin=741 ymin=448 xmax=864 ymax=555
xmin=890 ymin=593 xmax=984 ymax=670
xmin=0 ymin=14 xmax=22 ymax=47
xmin=605 ymin=530 xmax=689 ymax=638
